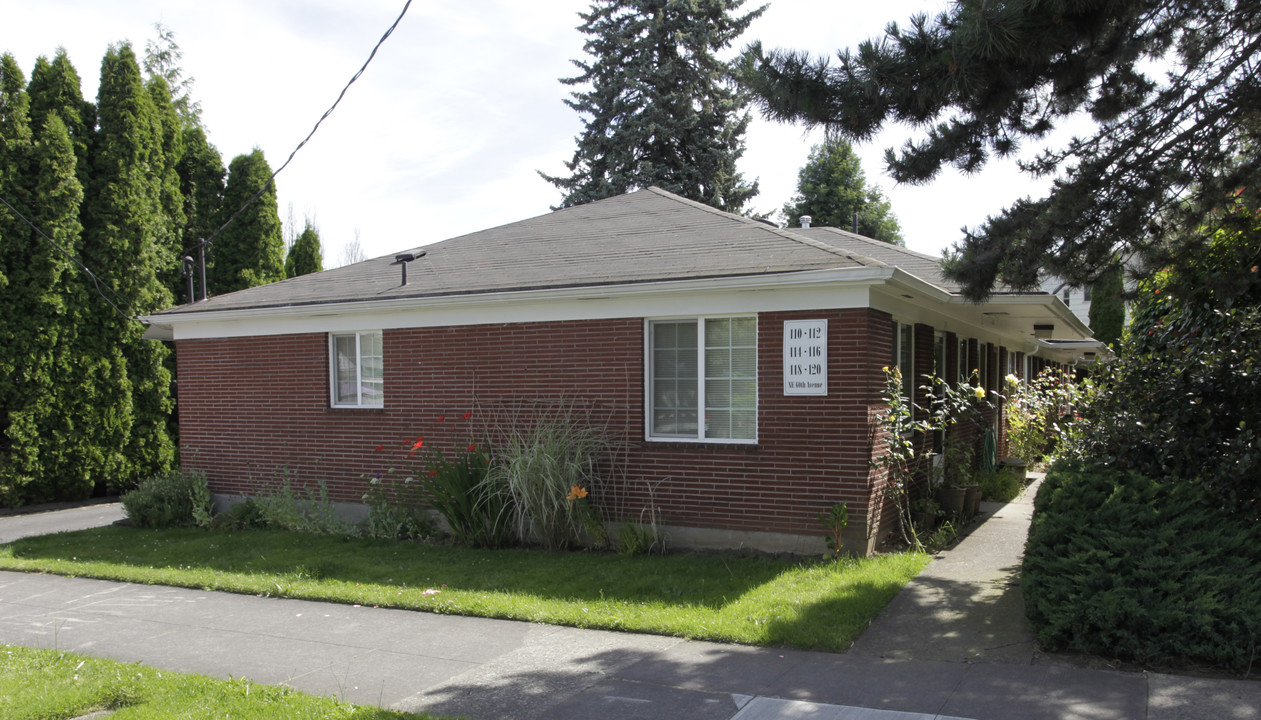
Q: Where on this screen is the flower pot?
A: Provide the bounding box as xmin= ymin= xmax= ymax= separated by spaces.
xmin=963 ymin=483 xmax=981 ymax=517
xmin=935 ymin=486 xmax=968 ymax=519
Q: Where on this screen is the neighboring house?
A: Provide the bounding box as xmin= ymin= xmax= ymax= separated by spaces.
xmin=143 ymin=187 xmax=1096 ymax=555
xmin=1039 ymin=277 xmax=1093 ymax=328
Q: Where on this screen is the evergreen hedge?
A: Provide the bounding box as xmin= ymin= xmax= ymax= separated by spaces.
xmin=1023 ymin=461 xmax=1261 ymax=674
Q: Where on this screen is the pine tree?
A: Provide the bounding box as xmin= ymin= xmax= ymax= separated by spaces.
xmin=285 ymin=220 xmax=323 ymax=278
xmin=80 ymin=43 xmax=175 ymax=488
xmin=211 ymin=149 xmax=284 ymax=295
xmin=543 ymin=0 xmax=763 ymax=213
xmin=742 ymin=0 xmax=1261 ymax=299
xmin=781 ymin=137 xmax=902 ymax=243
xmin=1088 ymin=268 xmax=1125 ymax=347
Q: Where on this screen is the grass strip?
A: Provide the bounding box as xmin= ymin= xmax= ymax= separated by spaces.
xmin=0 ymin=527 xmax=927 ymax=651
xmin=0 ymin=644 xmax=448 ymax=719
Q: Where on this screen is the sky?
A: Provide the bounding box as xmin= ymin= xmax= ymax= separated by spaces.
xmin=2 ymin=0 xmax=1083 ymax=265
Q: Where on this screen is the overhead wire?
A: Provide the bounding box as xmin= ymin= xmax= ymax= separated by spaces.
xmin=2 ymin=0 xmax=413 ymax=319
xmin=0 ymin=193 xmax=138 ymax=325
xmin=201 ymin=0 xmax=413 ymax=251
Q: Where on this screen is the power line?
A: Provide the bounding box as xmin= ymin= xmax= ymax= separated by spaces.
xmin=0 ymin=193 xmax=140 ymax=325
xmin=201 ymin=0 xmax=413 ymax=252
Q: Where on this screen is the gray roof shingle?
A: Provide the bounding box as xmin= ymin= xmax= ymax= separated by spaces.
xmin=157 ymin=187 xmax=882 ymax=316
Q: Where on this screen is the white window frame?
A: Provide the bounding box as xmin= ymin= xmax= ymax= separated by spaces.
xmin=890 ymin=320 xmax=914 ymax=400
xmin=645 ymin=315 xmax=758 ymax=444
xmin=329 ymin=330 xmax=384 ymax=408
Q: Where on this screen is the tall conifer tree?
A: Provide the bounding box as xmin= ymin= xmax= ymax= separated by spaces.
xmin=211 ymin=149 xmax=284 ymax=295
xmin=544 ymin=0 xmax=763 ymax=213
xmin=27 ymin=50 xmax=94 ymax=190
xmin=742 ymin=0 xmax=1261 ymax=299
xmin=285 ymin=220 xmax=324 ymax=278
xmin=781 ymin=138 xmax=902 ymax=244
xmin=80 ymin=43 xmax=174 ymax=487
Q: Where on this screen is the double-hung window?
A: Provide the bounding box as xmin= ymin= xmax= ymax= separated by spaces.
xmin=648 ymin=316 xmax=756 ymax=442
xmin=890 ymin=321 xmax=914 ymax=399
xmin=330 ymin=330 xmax=383 ymax=408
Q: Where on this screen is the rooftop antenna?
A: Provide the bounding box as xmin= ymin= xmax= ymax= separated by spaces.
xmin=392 ymin=250 xmax=427 ymax=286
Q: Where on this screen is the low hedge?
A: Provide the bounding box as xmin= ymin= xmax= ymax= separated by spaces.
xmin=1023 ymin=461 xmax=1261 ymax=674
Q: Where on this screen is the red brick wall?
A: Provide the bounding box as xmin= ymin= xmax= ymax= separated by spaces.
xmin=176 ymin=309 xmax=892 ymax=544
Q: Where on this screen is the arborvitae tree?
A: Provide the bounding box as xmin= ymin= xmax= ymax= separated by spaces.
xmin=177 ymin=125 xmax=224 ymax=297
xmin=0 ymin=53 xmax=35 ymax=504
xmin=211 ymin=148 xmax=284 ymax=295
xmin=781 ymin=137 xmax=902 ymax=243
xmin=742 ymin=0 xmax=1261 ymax=299
xmin=26 ymin=50 xmax=95 ymax=190
xmin=543 ymin=0 xmax=763 ymax=213
xmin=1089 ymin=267 xmax=1126 ymax=348
xmin=285 ymin=220 xmax=323 ymax=278
xmin=80 ymin=43 xmax=174 ymax=488
xmin=2 ymin=114 xmax=90 ymax=503
xmin=146 ymin=75 xmax=188 ymax=298
xmin=143 ymin=22 xmax=201 ymax=127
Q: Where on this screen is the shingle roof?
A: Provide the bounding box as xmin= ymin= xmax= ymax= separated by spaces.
xmin=792 ymin=227 xmax=961 ymax=292
xmin=156 ymin=187 xmax=881 ymax=316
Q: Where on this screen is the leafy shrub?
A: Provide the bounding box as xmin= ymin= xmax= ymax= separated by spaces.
xmin=121 ymin=469 xmax=213 ymax=529
xmin=250 ymin=473 xmax=355 ymax=536
xmin=978 ymin=468 xmax=1021 ymax=502
xmin=1023 ymin=461 xmax=1261 ymax=673
xmin=207 ymin=498 xmax=269 ymax=530
xmin=422 ymin=444 xmax=514 ymax=549
xmin=362 ymin=471 xmax=437 ymax=541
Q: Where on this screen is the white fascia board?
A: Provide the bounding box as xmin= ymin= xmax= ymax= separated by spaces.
xmin=141 ymin=267 xmax=898 ymax=341
xmin=949 ymin=293 xmax=1095 ymax=338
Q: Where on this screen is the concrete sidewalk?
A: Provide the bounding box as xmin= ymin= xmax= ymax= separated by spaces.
xmin=1 ymin=495 xmax=1259 ymax=719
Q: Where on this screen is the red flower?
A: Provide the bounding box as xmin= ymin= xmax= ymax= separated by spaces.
xmin=408 ymin=451 xmax=417 ymax=458
xmin=428 ymin=470 xmax=438 ymax=477
xmin=436 ymin=415 xmax=446 ymax=422
xmin=412 ymin=438 xmax=424 ymax=449
xmin=374 ymin=444 xmax=384 ymax=452
xmin=467 ymin=444 xmax=477 ymax=452
xmin=463 ymin=411 xmax=473 ymax=420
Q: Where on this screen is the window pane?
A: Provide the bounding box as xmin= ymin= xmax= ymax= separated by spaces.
xmin=334 ymin=335 xmax=357 ymax=404
xmin=676 ymin=321 xmax=697 ymax=348
xmin=706 ymin=378 xmax=731 ymax=406
xmin=654 ymin=409 xmax=678 ymax=435
xmin=652 ymin=321 xmax=698 ymax=437
xmin=705 ymin=347 xmax=729 ymax=377
xmin=730 ymin=347 xmax=755 ymax=378
xmin=731 ymin=317 xmax=756 ymax=346
xmin=705 ymin=317 xmax=730 ymax=346
xmin=654 ymin=348 xmax=676 ymax=377
xmin=707 ymin=410 xmax=731 ymax=438
xmin=677 ymin=410 xmax=698 ymax=435
xmin=730 ymin=410 xmax=756 ymax=440
xmin=677 ymin=379 xmax=697 ymax=406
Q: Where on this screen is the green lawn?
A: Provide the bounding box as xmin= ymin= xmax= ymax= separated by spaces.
xmin=0 ymin=644 xmax=446 ymax=719
xmin=0 ymin=527 xmax=928 ymax=651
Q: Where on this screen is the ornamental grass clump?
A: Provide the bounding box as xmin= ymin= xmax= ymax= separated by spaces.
xmin=488 ymin=406 xmax=614 ymax=550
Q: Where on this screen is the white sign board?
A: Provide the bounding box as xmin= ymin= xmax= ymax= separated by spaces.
xmin=783 ymin=319 xmax=827 ymax=396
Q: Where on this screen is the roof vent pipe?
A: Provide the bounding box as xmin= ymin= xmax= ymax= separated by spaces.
xmin=800 ymin=215 xmax=812 ymax=229
xmin=391 ymin=250 xmax=427 ymax=286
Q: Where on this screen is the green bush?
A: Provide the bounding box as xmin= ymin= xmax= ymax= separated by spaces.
xmin=207 ymin=498 xmax=269 ymax=530
xmin=362 ymin=471 xmax=437 ymax=541
xmin=121 ymin=469 xmax=213 ymax=529
xmin=1023 ymin=461 xmax=1261 ymax=673
xmin=978 ymin=468 xmax=1021 ymax=502
xmin=422 ymin=445 xmax=514 ymax=549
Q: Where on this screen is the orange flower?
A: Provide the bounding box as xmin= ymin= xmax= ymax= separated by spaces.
xmin=566 ymin=485 xmax=588 ymax=501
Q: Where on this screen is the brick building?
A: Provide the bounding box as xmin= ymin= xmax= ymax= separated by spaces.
xmin=143 ymin=188 xmax=1095 ymax=555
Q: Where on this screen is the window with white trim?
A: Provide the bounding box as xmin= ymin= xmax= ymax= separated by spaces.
xmin=890 ymin=321 xmax=914 ymax=399
xmin=648 ymin=316 xmax=756 ymax=442
xmin=330 ymin=331 xmax=383 ymax=408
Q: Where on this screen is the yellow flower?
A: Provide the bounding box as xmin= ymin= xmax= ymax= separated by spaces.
xmin=566 ymin=485 xmax=588 ymax=501
xmin=1005 ymin=373 xmax=1020 ymax=386
xmin=882 ymin=366 xmax=889 ymax=373
xmin=974 ymin=387 xmax=986 ymax=400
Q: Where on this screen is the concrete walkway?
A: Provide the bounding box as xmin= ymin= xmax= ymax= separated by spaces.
xmin=1 ymin=492 xmax=1259 ymax=719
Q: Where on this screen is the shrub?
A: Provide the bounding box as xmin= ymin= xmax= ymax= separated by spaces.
xmin=422 ymin=444 xmax=514 ymax=549
xmin=977 ymin=467 xmax=1021 ymax=502
xmin=1023 ymin=461 xmax=1261 ymax=674
xmin=362 ymin=470 xmax=437 ymax=541
xmin=207 ymin=498 xmax=269 ymax=530
xmin=121 ymin=469 xmax=213 ymax=529
xmin=250 ymin=472 xmax=355 ymax=536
